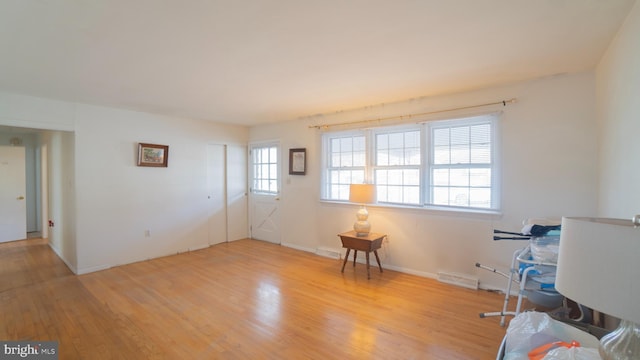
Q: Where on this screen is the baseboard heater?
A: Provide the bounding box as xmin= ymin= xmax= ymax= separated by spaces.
xmin=437 ymin=271 xmax=479 ymax=290
xmin=316 ymin=247 xmax=341 ymax=259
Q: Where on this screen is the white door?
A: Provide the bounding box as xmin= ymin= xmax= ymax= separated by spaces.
xmin=226 ymin=145 xmax=248 ymax=241
xmin=249 ymin=143 xmax=281 ymax=244
xmin=0 ymin=146 xmax=27 ymax=243
xmin=206 ymin=144 xmax=227 ymax=245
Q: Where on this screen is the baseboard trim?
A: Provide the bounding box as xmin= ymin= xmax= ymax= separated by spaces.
xmin=48 ymin=242 xmax=79 ymax=274
xmin=281 ymin=242 xmax=315 ymax=253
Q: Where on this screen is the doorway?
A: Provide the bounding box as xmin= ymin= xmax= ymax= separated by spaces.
xmin=248 ymin=142 xmax=281 ymax=244
xmin=206 ymin=144 xmax=248 ymax=245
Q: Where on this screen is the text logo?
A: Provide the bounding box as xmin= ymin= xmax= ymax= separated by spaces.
xmin=1 ymin=342 xmax=58 ymax=359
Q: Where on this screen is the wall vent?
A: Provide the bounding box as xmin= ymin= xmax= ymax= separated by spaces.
xmin=437 ymin=271 xmax=479 ymax=290
xmin=316 ymin=247 xmax=341 ymax=259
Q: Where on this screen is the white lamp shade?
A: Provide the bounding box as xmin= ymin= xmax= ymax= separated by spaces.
xmin=349 ymin=184 xmax=376 ymax=204
xmin=556 ymin=217 xmax=640 ymax=324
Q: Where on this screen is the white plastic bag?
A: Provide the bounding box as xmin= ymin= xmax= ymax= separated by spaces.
xmin=503 ymin=312 xmax=600 ymax=360
xmin=542 ymin=346 xmax=600 ymax=359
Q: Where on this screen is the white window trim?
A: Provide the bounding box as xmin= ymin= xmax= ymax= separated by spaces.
xmin=371 ymin=124 xmax=423 ymax=206
xmin=424 ymin=114 xmax=500 ymax=210
xmin=320 ymin=129 xmax=366 ymax=200
xmin=320 ymin=113 xmax=501 ymax=214
xmin=250 ymin=141 xmax=280 ymax=195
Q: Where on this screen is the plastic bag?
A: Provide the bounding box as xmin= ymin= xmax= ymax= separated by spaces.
xmin=542 ymin=346 xmax=600 ymax=359
xmin=503 ymin=312 xmax=600 ymax=360
xmin=528 ymin=340 xmax=581 ymax=360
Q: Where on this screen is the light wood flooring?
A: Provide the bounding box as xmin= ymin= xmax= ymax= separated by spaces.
xmin=1 ymin=238 xmax=508 ymax=359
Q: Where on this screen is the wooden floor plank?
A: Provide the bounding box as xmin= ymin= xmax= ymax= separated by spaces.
xmin=1 ymin=238 xmax=507 ymax=359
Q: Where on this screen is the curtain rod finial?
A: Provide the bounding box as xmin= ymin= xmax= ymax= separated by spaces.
xmin=503 ymin=98 xmax=518 ymax=106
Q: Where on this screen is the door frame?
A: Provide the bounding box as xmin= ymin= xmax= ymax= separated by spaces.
xmin=248 ymin=140 xmax=281 ymax=244
xmin=206 ymin=143 xmax=249 ymax=245
xmin=226 ymin=144 xmax=248 ymax=241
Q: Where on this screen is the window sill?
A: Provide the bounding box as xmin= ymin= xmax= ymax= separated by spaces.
xmin=319 ymin=199 xmax=502 ymax=219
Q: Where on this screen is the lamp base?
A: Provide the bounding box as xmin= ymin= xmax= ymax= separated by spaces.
xmin=353 ymin=206 xmax=371 ymax=237
xmin=599 ymin=320 xmax=640 ymax=360
xmin=354 ymin=219 xmax=371 ymax=237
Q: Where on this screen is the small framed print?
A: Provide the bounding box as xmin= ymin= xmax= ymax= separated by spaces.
xmin=289 ymin=148 xmax=306 ymax=175
xmin=137 ymin=143 xmax=169 ymax=167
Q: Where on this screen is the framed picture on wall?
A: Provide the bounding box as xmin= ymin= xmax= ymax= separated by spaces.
xmin=137 ymin=143 xmax=169 ymax=167
xmin=289 ymin=148 xmax=306 ymax=175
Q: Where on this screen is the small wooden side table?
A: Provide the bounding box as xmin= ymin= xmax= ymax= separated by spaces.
xmin=338 ymin=231 xmax=386 ymax=279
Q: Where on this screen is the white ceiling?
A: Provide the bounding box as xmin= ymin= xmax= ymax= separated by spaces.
xmin=0 ymin=0 xmax=635 ymax=127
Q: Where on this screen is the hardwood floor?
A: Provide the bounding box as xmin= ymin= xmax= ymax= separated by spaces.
xmin=1 ymin=238 xmax=508 ymax=359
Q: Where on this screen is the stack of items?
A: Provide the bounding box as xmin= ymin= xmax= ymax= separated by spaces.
xmin=478 ymin=221 xmax=567 ymax=326
xmin=518 ymin=224 xmax=563 ymax=310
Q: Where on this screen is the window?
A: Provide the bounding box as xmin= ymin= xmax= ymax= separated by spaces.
xmin=251 ymin=144 xmax=279 ymax=194
xmin=429 ymin=117 xmax=495 ymax=209
xmin=323 ymin=133 xmax=366 ymax=200
xmin=374 ymin=128 xmax=421 ymax=205
xmin=321 ymin=113 xmax=499 ymax=211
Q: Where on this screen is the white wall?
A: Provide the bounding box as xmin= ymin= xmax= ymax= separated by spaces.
xmin=40 ymin=130 xmax=77 ymax=271
xmin=596 ymin=0 xmax=640 ymax=218
xmin=0 ymin=93 xmax=249 ymax=274
xmin=72 ymin=104 xmax=248 ymax=273
xmin=0 ymin=92 xmax=75 ymax=131
xmin=250 ymin=71 xmax=599 ymax=290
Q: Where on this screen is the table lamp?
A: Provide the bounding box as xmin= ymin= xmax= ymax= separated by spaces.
xmin=349 ymin=184 xmax=376 ymax=237
xmin=556 ymin=216 xmax=640 ymax=360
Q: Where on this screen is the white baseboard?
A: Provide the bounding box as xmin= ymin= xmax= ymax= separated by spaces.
xmin=281 ymin=242 xmax=316 ymax=253
xmin=76 ymin=263 xmax=111 ymax=275
xmin=48 ymin=242 xmax=79 ymax=274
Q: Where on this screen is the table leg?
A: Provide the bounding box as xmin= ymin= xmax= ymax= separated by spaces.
xmin=352 ymin=250 xmax=357 ymax=267
xmin=366 ymin=252 xmax=371 ymax=279
xmin=341 ymin=249 xmax=350 ymax=273
xmin=374 ymin=250 xmax=383 ymax=273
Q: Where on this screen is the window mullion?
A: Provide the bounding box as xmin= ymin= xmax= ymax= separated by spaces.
xmin=422 ymin=124 xmax=429 ymax=205
xmin=365 ymin=129 xmax=374 ymax=183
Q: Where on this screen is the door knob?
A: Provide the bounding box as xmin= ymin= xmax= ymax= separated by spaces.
xmin=17 ymin=196 xmax=25 ymax=200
